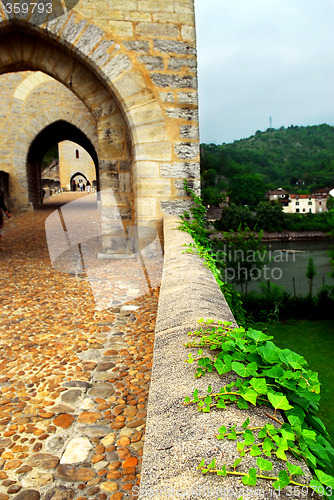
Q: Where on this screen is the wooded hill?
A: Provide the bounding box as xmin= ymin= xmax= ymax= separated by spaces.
xmin=201 ymin=124 xmax=334 ymax=206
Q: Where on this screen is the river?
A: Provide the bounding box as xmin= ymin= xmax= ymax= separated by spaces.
xmin=231 ymin=239 xmax=334 ymax=295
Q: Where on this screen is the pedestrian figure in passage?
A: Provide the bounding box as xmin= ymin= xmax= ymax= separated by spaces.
xmin=86 ymin=180 xmax=91 ymax=193
xmin=78 ymin=178 xmax=83 ymax=192
xmin=72 ymin=179 xmax=76 ymax=191
xmin=0 ymin=193 xmax=11 ymax=250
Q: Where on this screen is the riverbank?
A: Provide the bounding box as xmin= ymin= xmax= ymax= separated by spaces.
xmin=210 ymin=230 xmax=331 ymax=242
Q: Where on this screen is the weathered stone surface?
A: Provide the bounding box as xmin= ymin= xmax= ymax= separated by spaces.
xmin=12 ymin=491 xmax=40 ymax=500
xmin=87 ymin=383 xmax=115 ymax=399
xmin=154 ymin=39 xmax=196 ymax=54
xmin=45 ymin=434 xmax=68 ymax=456
xmin=43 ymin=487 xmax=75 ymax=500
xmin=53 ymin=414 xmax=75 ymax=429
xmin=56 ymin=465 xmax=95 ymax=482
xmin=60 ymin=389 xmax=83 ymax=404
xmin=21 ymin=470 xmax=53 ymax=488
xmin=27 ymin=454 xmax=59 ymax=469
xmin=60 ymin=437 xmax=92 ymax=464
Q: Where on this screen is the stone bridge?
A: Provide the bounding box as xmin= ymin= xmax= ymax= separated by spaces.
xmin=0 ymin=2 xmax=317 ymax=499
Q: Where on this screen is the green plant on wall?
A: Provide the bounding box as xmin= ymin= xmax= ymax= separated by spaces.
xmin=178 ymin=179 xmax=246 ymax=325
xmin=184 ymin=319 xmax=334 ymax=498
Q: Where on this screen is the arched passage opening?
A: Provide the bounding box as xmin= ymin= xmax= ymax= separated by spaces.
xmin=27 ymin=120 xmax=99 ymax=207
xmin=0 ymin=27 xmax=133 ymax=233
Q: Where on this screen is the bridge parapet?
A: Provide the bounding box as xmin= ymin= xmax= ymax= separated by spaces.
xmin=140 ymin=216 xmax=315 ymax=500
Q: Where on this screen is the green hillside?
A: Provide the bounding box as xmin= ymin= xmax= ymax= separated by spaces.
xmin=201 ymin=124 xmax=334 ymax=206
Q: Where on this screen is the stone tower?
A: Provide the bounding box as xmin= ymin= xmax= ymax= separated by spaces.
xmin=0 ymin=0 xmax=200 ymax=249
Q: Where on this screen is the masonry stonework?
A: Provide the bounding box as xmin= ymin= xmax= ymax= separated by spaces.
xmin=0 ymin=0 xmax=200 ymax=251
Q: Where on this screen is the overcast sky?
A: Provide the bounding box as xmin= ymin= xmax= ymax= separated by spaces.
xmin=194 ymin=0 xmax=334 ymax=144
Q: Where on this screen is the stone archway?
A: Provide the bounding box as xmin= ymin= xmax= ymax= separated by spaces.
xmin=27 ymin=120 xmax=99 ymax=207
xmin=0 ymin=21 xmax=170 ymax=235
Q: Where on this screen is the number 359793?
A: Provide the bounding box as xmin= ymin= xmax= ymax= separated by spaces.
xmin=4 ymin=3 xmax=52 ymax=14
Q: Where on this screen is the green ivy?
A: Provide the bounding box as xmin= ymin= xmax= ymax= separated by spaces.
xmin=178 ymin=180 xmax=246 ymax=324
xmin=185 ymin=319 xmax=334 ymax=498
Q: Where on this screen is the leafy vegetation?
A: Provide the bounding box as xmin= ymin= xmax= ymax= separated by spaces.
xmin=185 ymin=319 xmax=334 ymax=497
xmin=201 ymin=124 xmax=334 ymax=207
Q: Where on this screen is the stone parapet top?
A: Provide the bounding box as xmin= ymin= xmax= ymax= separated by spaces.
xmin=139 ymin=216 xmax=314 ymax=500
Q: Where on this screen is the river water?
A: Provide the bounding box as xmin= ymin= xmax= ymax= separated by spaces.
xmin=230 ymin=239 xmax=334 ymax=295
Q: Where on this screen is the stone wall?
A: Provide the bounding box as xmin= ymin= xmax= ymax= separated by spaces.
xmin=58 ymin=141 xmax=96 ymax=191
xmin=0 ymin=0 xmax=200 ymax=247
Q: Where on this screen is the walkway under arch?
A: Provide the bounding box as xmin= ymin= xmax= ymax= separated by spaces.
xmin=27 ymin=120 xmax=99 ymax=207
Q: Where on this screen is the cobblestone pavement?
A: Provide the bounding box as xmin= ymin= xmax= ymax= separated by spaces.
xmin=0 ymin=193 xmax=162 ymax=500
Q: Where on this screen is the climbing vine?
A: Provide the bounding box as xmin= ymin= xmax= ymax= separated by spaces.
xmin=184 ymin=319 xmax=334 ymax=498
xmin=178 ymin=179 xmax=246 ymax=325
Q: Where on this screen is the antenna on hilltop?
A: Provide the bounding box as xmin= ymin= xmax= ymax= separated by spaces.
xmin=269 ymin=116 xmax=272 ymax=128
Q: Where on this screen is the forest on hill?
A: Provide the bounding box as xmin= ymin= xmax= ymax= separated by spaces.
xmin=201 ymin=124 xmax=334 ymax=207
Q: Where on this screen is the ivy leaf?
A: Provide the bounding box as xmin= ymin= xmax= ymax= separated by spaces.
xmin=184 ymin=396 xmax=191 ymax=403
xmin=227 ymin=430 xmax=237 ymax=440
xmin=237 ymin=398 xmax=249 ymax=410
xmin=315 ymin=469 xmax=334 ymax=488
xmin=250 ymin=377 xmax=268 ymax=394
xmin=242 ymin=468 xmax=257 ymax=486
xmin=243 ymin=429 xmax=255 ymax=446
xmin=198 ymin=458 xmax=205 ymax=468
xmin=214 ymin=359 xmax=230 ymax=375
xmin=193 ymin=389 xmax=199 ymax=402
xmin=217 ymin=398 xmax=227 ymax=409
xmin=258 ymin=341 xmax=280 ymax=364
xmin=247 ymin=329 xmax=273 ymax=343
xmin=278 ymin=349 xmax=307 ymax=369
xmin=208 ymin=458 xmax=216 ymax=469
xmin=241 ymin=389 xmax=258 ymax=406
xmin=262 ymin=364 xmax=284 ymax=379
xmin=250 ymin=444 xmax=262 ymax=456
xmin=276 ymin=447 xmax=287 ymax=461
xmin=287 ymin=415 xmax=302 ymax=428
xmin=257 ymin=457 xmax=273 ymax=471
xmin=217 ymin=465 xmax=227 ymax=476
xmin=309 ymin=479 xmax=324 ymax=495
xmin=267 ymin=392 xmax=293 ymax=412
xmin=242 ymin=417 xmax=250 ymax=429
xmin=233 ymin=457 xmax=242 ymax=468
xmin=231 ymin=361 xmax=258 ymax=378
xmin=272 ymin=470 xmax=290 ymax=489
xmin=286 ymin=462 xmax=304 ymax=477
xmin=263 ymin=437 xmax=275 ymax=456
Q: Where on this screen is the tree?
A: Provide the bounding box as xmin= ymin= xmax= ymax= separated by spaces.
xmin=306 ymin=258 xmax=317 ymax=296
xmin=213 ymin=226 xmax=266 ymax=295
xmin=229 ymin=172 xmax=266 ymax=208
xmin=255 ymin=201 xmax=288 ymax=232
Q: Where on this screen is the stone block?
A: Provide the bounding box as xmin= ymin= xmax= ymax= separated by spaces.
xmin=133 ymin=161 xmax=160 ymax=179
xmin=134 ymin=178 xmax=171 ymax=198
xmin=133 ymin=122 xmax=168 ymax=145
xmin=167 ymin=57 xmax=197 ymax=71
xmin=166 ymin=107 xmax=198 ymax=121
xmin=135 ymin=142 xmax=172 ymax=162
xmin=153 ymin=39 xmax=196 ymax=55
xmin=138 ymin=56 xmax=164 ymax=71
xmin=174 ymin=142 xmax=199 ymax=160
xmin=150 ymin=73 xmax=196 ymax=89
xmin=102 ymin=53 xmax=132 ymax=82
xmin=108 ymin=20 xmax=134 ymax=37
xmin=180 ymin=125 xmax=199 ymax=139
xmin=160 ymin=162 xmax=199 ymax=179
xmin=75 ymin=24 xmax=105 ymax=56
xmin=127 ymin=101 xmax=164 ymax=127
xmin=136 ymin=22 xmax=179 ymax=38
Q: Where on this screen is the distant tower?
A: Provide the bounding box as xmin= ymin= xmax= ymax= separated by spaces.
xmin=269 ymin=116 xmax=272 ymax=128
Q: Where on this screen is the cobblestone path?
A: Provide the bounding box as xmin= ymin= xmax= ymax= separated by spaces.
xmin=0 ymin=193 xmax=162 ymax=500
